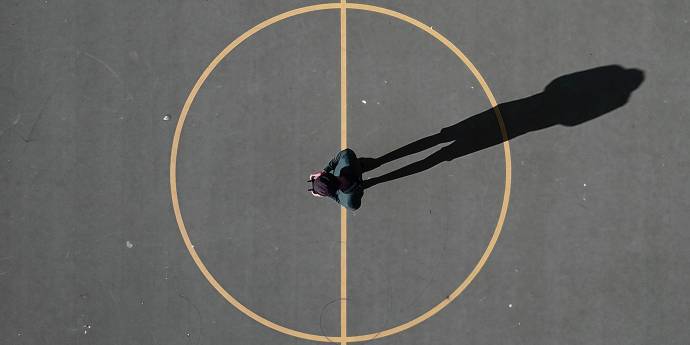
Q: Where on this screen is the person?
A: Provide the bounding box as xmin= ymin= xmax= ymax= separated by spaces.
xmin=308 ymin=148 xmax=364 ymax=210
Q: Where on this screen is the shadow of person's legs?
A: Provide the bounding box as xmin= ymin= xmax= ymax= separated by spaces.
xmin=359 ymin=132 xmax=449 ymax=174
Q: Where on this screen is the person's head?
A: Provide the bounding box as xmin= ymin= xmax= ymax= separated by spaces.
xmin=309 ymin=172 xmax=340 ymax=197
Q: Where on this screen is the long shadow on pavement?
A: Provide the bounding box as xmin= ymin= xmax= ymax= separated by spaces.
xmin=359 ymin=65 xmax=645 ymax=189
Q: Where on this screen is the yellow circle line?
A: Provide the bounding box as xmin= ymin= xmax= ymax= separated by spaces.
xmin=169 ymin=2 xmax=512 ymax=343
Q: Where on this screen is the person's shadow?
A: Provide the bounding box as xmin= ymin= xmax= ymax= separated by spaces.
xmin=358 ymin=65 xmax=645 ymax=189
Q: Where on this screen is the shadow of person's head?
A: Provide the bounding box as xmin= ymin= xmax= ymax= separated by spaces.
xmin=541 ymin=65 xmax=645 ymax=127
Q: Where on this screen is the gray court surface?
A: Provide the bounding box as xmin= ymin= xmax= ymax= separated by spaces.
xmin=1 ymin=1 xmax=689 ymax=344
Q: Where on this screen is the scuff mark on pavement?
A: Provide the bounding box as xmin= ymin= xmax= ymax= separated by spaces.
xmin=13 ymin=88 xmax=56 ymax=144
xmin=79 ymin=50 xmax=134 ymax=101
xmin=178 ymin=293 xmax=203 ymax=345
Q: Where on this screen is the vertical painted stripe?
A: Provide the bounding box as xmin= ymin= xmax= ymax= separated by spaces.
xmin=340 ymin=1 xmax=348 ymax=344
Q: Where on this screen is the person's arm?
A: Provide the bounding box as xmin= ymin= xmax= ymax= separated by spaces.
xmin=338 ymin=188 xmax=361 ymax=210
xmin=324 ymin=149 xmax=348 ymax=173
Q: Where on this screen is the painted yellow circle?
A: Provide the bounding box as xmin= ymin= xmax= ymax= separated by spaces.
xmin=169 ymin=3 xmax=512 ymax=343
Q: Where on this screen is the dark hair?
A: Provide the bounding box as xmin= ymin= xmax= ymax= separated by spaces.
xmin=311 ymin=172 xmax=340 ymax=197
